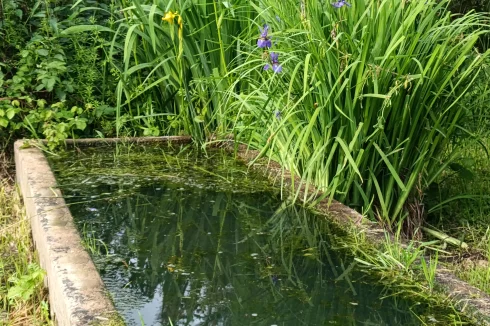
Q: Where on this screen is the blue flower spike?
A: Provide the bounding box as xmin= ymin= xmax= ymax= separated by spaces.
xmin=257 ymin=24 xmax=272 ymax=48
xmin=331 ymin=0 xmax=351 ymax=8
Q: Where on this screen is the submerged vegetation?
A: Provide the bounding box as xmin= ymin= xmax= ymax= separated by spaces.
xmin=49 ymin=145 xmax=473 ymax=325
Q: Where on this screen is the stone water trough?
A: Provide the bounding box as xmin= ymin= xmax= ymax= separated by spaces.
xmin=13 ymin=136 xmax=490 ymax=325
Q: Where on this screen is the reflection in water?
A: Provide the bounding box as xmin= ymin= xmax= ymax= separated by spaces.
xmin=50 ymin=146 xmax=430 ymax=325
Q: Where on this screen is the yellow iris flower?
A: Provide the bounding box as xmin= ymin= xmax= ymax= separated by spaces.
xmin=162 ymin=11 xmax=177 ymax=24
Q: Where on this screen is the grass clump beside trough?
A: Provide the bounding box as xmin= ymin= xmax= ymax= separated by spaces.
xmin=0 ymin=154 xmax=51 ymax=325
xmin=335 ymin=228 xmax=470 ymax=324
xmin=424 ymin=132 xmax=490 ymax=296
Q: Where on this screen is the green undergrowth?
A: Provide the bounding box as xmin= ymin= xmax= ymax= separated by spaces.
xmin=426 ymin=133 xmax=490 ymax=296
xmin=2 ymin=0 xmax=490 ymax=235
xmin=0 ymin=155 xmax=51 ymax=326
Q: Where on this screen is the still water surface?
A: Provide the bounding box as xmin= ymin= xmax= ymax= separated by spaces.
xmin=49 ymin=145 xmax=455 ymax=325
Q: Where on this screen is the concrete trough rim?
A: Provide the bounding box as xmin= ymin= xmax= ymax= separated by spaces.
xmin=15 ymin=136 xmax=490 ymax=325
xmin=15 ymin=140 xmax=118 ymax=326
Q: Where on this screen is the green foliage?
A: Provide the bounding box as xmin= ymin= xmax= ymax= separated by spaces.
xmin=0 ymin=0 xmax=118 ymax=147
xmin=2 ymin=0 xmax=489 ymax=232
xmin=219 ymin=0 xmax=490 ymax=233
xmin=0 ymin=175 xmax=51 ymax=325
xmin=420 ymin=252 xmax=438 ymax=293
xmin=96 ymin=0 xmax=255 ymax=141
xmin=7 ymin=263 xmax=45 ymax=303
xmin=62 ymin=0 xmax=490 ymax=232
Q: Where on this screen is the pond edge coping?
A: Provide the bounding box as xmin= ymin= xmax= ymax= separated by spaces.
xmin=15 ymin=136 xmax=490 ymax=325
xmin=14 ymin=140 xmax=119 ymax=326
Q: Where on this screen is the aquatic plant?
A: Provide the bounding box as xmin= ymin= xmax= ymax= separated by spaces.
xmin=222 ymin=0 xmax=490 ymax=234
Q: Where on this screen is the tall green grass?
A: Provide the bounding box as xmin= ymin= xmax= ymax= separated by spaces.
xmin=222 ymin=0 xmax=490 ymax=234
xmin=103 ymin=0 xmax=256 ymax=141
xmin=79 ymin=0 xmax=490 ymax=233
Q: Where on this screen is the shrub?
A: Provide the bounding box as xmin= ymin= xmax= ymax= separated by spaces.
xmin=0 ymin=0 xmax=118 ymax=148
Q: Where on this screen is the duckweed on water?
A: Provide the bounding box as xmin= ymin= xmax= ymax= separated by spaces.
xmin=48 ymin=145 xmax=470 ymax=325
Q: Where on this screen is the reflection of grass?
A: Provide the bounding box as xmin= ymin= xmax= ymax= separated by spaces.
xmin=0 ymin=155 xmax=51 ymax=325
xmin=267 ymin=204 xmax=469 ymax=325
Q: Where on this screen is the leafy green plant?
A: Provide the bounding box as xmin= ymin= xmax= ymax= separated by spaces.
xmin=7 ymin=263 xmax=45 ymax=303
xmin=0 ymin=0 xmax=118 ymax=147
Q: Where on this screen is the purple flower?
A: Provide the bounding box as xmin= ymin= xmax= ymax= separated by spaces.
xmin=272 ymin=63 xmax=282 ymax=73
xmin=275 ymin=110 xmax=281 ymax=120
xmin=264 ymin=52 xmax=283 ymax=73
xmin=260 ymin=24 xmax=269 ymax=37
xmin=270 ymin=52 xmax=282 ymax=73
xmin=257 ymin=24 xmax=272 ymax=48
xmin=270 ymin=52 xmax=279 ymax=62
xmin=331 ymin=0 xmax=351 ymax=8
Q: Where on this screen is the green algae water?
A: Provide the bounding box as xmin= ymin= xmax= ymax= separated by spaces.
xmin=49 ymin=144 xmax=458 ymax=326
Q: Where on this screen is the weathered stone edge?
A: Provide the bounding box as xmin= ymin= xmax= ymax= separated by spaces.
xmin=14 ymin=140 xmax=117 ymax=326
xmin=63 ymin=135 xmax=192 ymax=146
xmin=13 ymin=136 xmax=193 ymax=325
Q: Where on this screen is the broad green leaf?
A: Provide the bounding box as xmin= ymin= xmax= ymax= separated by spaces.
xmin=36 ymin=49 xmax=49 ymax=56
xmin=61 ymin=25 xmax=115 ymax=35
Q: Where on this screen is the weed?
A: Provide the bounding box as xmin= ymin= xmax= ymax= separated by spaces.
xmin=81 ymin=224 xmax=109 ymax=257
xmin=420 ymin=252 xmax=439 ymax=293
xmin=0 ymin=153 xmax=51 ymax=325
